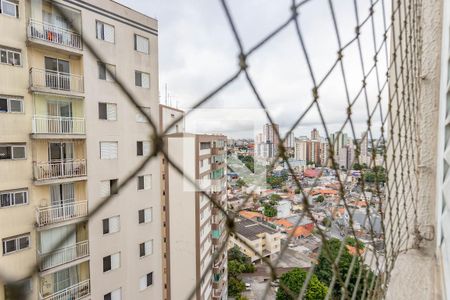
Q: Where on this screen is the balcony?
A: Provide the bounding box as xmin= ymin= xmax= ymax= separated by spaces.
xmin=32 ymin=115 xmax=85 ymax=139
xmin=211 ymin=161 xmax=225 ymax=170
xmin=27 ymin=19 xmax=82 ymax=55
xmin=36 ymin=201 xmax=88 ymax=227
xmin=211 ymin=147 xmax=224 ymax=155
xmin=212 ymin=273 xmax=225 ymax=290
xmin=33 ymin=160 xmax=87 ymax=184
xmin=212 ymin=216 xmax=226 ymax=230
xmin=38 ymin=241 xmax=89 ymax=271
xmin=40 ymin=279 xmax=90 ymax=300
xmin=213 ymin=254 xmax=226 ymax=274
xmin=212 ymin=229 xmax=226 ymax=246
xmin=29 ymin=68 xmax=84 ymax=96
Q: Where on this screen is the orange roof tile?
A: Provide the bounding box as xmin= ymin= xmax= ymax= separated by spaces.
xmin=274 ymin=219 xmax=294 ymax=229
xmin=289 ymin=226 xmax=312 ymax=238
xmin=239 ymin=210 xmax=263 ymax=220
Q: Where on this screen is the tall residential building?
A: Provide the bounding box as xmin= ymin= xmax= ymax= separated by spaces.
xmin=310 ymin=128 xmax=320 ymax=140
xmin=0 ymin=1 xmax=161 ymax=299
xmin=164 ymin=134 xmax=228 ymax=300
xmin=360 ymin=131 xmax=368 ymax=165
xmin=283 ymin=131 xmax=295 ymax=149
xmin=294 ymin=137 xmax=308 ymax=161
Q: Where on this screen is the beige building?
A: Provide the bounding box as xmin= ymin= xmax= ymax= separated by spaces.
xmin=163 ymin=133 xmax=227 ymax=300
xmin=0 ymin=0 xmax=161 ymax=299
xmin=228 ymin=217 xmax=281 ymax=263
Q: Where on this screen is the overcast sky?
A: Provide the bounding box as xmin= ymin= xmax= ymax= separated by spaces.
xmin=117 ymin=0 xmax=389 ymax=140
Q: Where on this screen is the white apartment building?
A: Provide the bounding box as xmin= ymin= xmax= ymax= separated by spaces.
xmin=0 ymin=1 xmax=162 ymax=299
xmin=163 ymin=133 xmax=227 ymax=300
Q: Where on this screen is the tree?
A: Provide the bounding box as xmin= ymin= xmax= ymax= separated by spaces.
xmin=352 ymin=163 xmax=362 ymax=170
xmin=236 ymin=178 xmax=247 ymax=188
xmin=270 ymin=194 xmax=282 ymax=201
xmin=313 ymin=238 xmax=375 ymax=299
xmin=263 ymin=204 xmax=277 ymax=217
xmin=316 ymin=195 xmax=325 ymax=203
xmin=276 ymin=268 xmax=327 ymax=300
xmin=228 ymin=260 xmax=246 ymax=277
xmin=322 ymin=217 xmax=332 ymax=228
xmin=228 ymin=277 xmax=245 ymax=297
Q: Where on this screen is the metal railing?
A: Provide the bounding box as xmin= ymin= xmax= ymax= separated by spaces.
xmin=38 ymin=240 xmax=89 ymax=271
xmin=32 ymin=115 xmax=85 ymax=135
xmin=33 ymin=159 xmax=87 ymax=181
xmin=29 ymin=68 xmax=84 ymax=93
xmin=36 ymin=201 xmax=88 ymax=227
xmin=27 ymin=18 xmax=82 ymax=50
xmin=39 ymin=279 xmax=90 ymax=300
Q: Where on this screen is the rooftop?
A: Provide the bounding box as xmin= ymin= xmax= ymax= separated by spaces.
xmin=234 ymin=217 xmax=278 ymax=241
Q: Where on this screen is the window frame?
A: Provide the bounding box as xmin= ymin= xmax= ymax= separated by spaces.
xmin=134 ymin=34 xmax=149 ymax=54
xmin=100 ymin=141 xmax=118 ymax=160
xmin=0 ymin=96 xmax=24 ymax=113
xmin=98 ymin=102 xmax=117 ymax=121
xmin=0 ymin=47 xmax=21 ymax=66
xmin=96 ymin=20 xmax=115 ymax=43
xmin=139 ymin=240 xmax=153 ymax=258
xmin=102 ymin=215 xmax=120 ymax=235
xmin=0 ymin=189 xmax=28 ymax=208
xmin=135 ymin=71 xmax=150 ymax=88
xmin=139 ymin=272 xmax=153 ymax=291
xmin=98 ymin=62 xmax=116 ymax=82
xmin=2 ymin=233 xmax=30 ymax=255
xmin=0 ymin=144 xmax=26 ymax=160
xmin=103 ymin=252 xmax=120 ymax=273
xmin=138 ymin=207 xmax=153 ymax=224
xmin=137 ymin=174 xmax=152 ymax=191
xmin=0 ymin=0 xmax=18 ymax=18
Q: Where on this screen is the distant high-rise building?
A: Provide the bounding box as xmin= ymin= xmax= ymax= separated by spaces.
xmin=295 ymin=137 xmax=309 ymax=161
xmin=283 ymin=131 xmax=295 ymax=149
xmin=360 ymin=131 xmax=369 ymax=165
xmin=311 ymin=128 xmax=320 ymax=140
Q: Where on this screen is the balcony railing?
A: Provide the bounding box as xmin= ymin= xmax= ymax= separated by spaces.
xmin=32 ymin=115 xmax=85 ymax=135
xmin=33 ymin=159 xmax=87 ymax=181
xmin=36 ymin=201 xmax=88 ymax=227
xmin=30 ymin=68 xmax=84 ymax=93
xmin=28 ymin=19 xmax=82 ymax=50
xmin=40 ymin=279 xmax=90 ymax=300
xmin=39 ymin=240 xmax=89 ymax=271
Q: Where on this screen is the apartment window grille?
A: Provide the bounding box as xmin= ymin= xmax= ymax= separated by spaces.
xmin=138 ymin=208 xmax=152 ymax=224
xmin=136 ymin=141 xmax=151 ymax=156
xmin=139 ymin=240 xmax=153 ymax=257
xmin=98 ymin=62 xmax=116 ymax=81
xmin=0 ymin=96 xmax=23 ymax=113
xmin=2 ymin=234 xmax=30 ymax=255
xmin=103 ymin=252 xmax=120 ymax=272
xmin=0 ymin=0 xmax=18 ymax=18
xmin=102 ymin=216 xmax=120 ymax=234
xmin=134 ymin=34 xmax=149 ymax=54
xmin=0 ymin=144 xmax=25 ymax=160
xmin=100 ymin=142 xmax=118 ymax=160
xmin=0 ymin=47 xmax=21 ymax=66
xmin=139 ymin=272 xmax=153 ymax=291
xmin=99 ymin=102 xmax=117 ymax=121
xmin=96 ymin=20 xmax=115 ymax=43
xmin=137 ymin=174 xmax=152 ymax=190
xmin=0 ymin=189 xmax=28 ymax=208
xmin=104 ymin=288 xmax=121 ymax=300
xmin=135 ymin=71 xmax=150 ymax=88
xmin=136 ymin=107 xmax=151 ymax=123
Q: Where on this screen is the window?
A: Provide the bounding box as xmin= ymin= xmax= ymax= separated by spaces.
xmin=4 ymin=278 xmax=32 ymax=300
xmin=96 ymin=20 xmax=115 ymax=43
xmin=0 ymin=144 xmax=25 ymax=160
xmin=100 ymin=142 xmax=118 ymax=160
xmin=134 ymin=34 xmax=149 ymax=54
xmin=0 ymin=189 xmax=28 ymax=208
xmin=100 ymin=179 xmax=119 ymax=197
xmin=136 ymin=107 xmax=151 ymax=123
xmin=102 ymin=216 xmax=120 ymax=234
xmin=103 ymin=252 xmax=120 ymax=272
xmin=200 ymin=142 xmax=211 ymax=150
xmin=136 ymin=141 xmax=151 ymax=156
xmin=139 ymin=272 xmax=153 ymax=291
xmin=104 ymin=288 xmax=121 ymax=300
xmin=135 ymin=71 xmax=150 ymax=88
xmin=2 ymin=234 xmax=30 ymax=255
xmin=139 ymin=240 xmax=153 ymax=257
xmin=0 ymin=96 xmax=23 ymax=113
xmin=137 ymin=175 xmax=152 ymax=190
xmin=0 ymin=0 xmax=18 ymax=18
xmin=138 ymin=208 xmax=152 ymax=224
xmin=99 ymin=102 xmax=117 ymax=120
xmin=0 ymin=47 xmax=21 ymax=66
xmin=98 ymin=62 xmax=116 ymax=81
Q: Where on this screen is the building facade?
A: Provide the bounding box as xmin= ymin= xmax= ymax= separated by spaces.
xmin=163 ymin=133 xmax=227 ymax=300
xmin=0 ymin=1 xmax=161 ymax=299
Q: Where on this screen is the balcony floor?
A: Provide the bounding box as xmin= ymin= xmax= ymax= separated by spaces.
xmin=33 ymin=176 xmax=87 ymax=186
xmin=26 ymin=37 xmax=83 ymax=57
